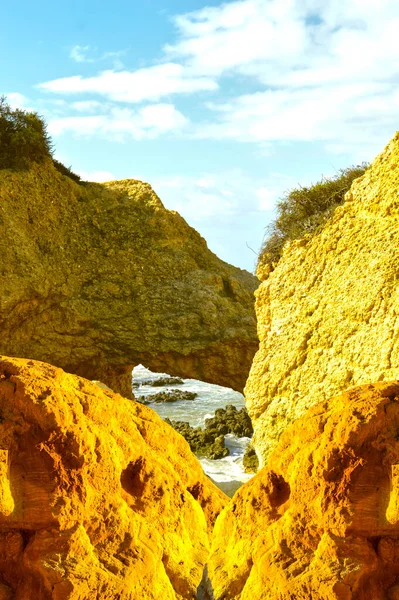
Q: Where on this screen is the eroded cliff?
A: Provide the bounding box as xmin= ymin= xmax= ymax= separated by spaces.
xmin=247 ymin=133 xmax=399 ymax=464
xmin=0 ymin=356 xmax=227 ymax=599
xmin=0 ymin=162 xmax=258 ymax=397
xmin=208 ymin=381 xmax=399 ymax=599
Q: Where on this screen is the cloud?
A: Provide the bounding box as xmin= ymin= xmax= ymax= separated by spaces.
xmin=164 ymin=0 xmax=399 ymax=156
xmin=70 ymin=45 xmax=95 ymax=63
xmin=48 ymin=103 xmax=188 ymax=140
xmin=71 ymin=100 xmax=102 ymax=112
xmin=6 ymin=92 xmax=30 ymax=110
xmin=152 ymin=170 xmax=295 ymax=222
xmin=39 ymin=63 xmax=217 ymax=103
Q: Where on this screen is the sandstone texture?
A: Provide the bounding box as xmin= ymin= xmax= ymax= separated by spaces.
xmin=0 ymin=356 xmax=227 ymax=599
xmin=208 ymin=381 xmax=399 ymax=599
xmin=247 ymin=133 xmax=399 ymax=464
xmin=0 ymin=162 xmax=257 ymax=397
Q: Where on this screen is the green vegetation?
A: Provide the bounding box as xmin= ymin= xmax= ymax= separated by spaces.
xmin=0 ymin=95 xmax=82 ymax=184
xmin=0 ymin=95 xmax=53 ymax=169
xmin=52 ymin=159 xmax=82 ymax=184
xmin=258 ymin=164 xmax=369 ymax=267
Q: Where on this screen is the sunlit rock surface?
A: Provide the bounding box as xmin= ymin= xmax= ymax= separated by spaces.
xmin=0 ymin=356 xmax=227 ymax=599
xmin=0 ymin=163 xmax=258 ymax=397
xmin=209 ymin=381 xmax=399 ymax=599
xmin=246 ymin=133 xmax=399 ymax=464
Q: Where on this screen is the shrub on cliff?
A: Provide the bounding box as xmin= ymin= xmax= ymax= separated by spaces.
xmin=52 ymin=158 xmax=82 ymax=184
xmin=259 ymin=164 xmax=368 ymax=267
xmin=0 ymin=96 xmax=54 ymax=169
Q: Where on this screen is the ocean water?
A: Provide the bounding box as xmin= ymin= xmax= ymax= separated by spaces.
xmin=132 ymin=365 xmax=254 ymax=495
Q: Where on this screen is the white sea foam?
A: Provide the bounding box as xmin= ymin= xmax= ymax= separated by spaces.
xmin=132 ymin=365 xmax=254 ymax=494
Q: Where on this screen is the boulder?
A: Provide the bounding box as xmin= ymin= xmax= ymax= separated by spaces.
xmin=0 ymin=162 xmax=258 ymax=398
xmin=208 ymin=381 xmax=399 ymax=599
xmin=246 ymin=133 xmax=399 ymax=464
xmin=242 ymin=444 xmax=258 ymax=473
xmin=0 ymin=356 xmax=227 ymax=599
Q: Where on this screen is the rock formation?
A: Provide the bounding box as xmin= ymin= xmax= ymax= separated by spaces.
xmin=0 ymin=356 xmax=227 ymax=599
xmin=137 ymin=389 xmax=197 ymax=403
xmin=208 ymin=381 xmax=399 ymax=599
xmin=0 ymin=162 xmax=258 ymax=397
xmin=246 ymin=133 xmax=399 ymax=464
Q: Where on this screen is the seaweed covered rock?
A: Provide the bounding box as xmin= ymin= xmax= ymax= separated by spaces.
xmin=165 ymin=419 xmax=229 ymax=460
xmin=138 ymin=390 xmax=197 ymax=404
xmin=242 ymin=444 xmax=258 ymax=473
xmin=247 ymin=133 xmax=399 ymax=464
xmin=133 ymin=376 xmax=185 ymax=388
xmin=209 ymin=381 xmax=399 ymax=600
xmin=205 ymin=405 xmax=253 ymax=438
xmin=0 ymin=162 xmax=258 ymax=398
xmin=0 ymin=356 xmax=227 ymax=599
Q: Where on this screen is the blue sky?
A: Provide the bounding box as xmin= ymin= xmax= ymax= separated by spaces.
xmin=3 ymin=0 xmax=399 ymax=271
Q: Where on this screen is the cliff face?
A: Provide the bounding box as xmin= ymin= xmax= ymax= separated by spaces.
xmin=246 ymin=133 xmax=399 ymax=464
xmin=0 ymin=163 xmax=258 ymax=397
xmin=0 ymin=356 xmax=227 ymax=599
xmin=208 ymin=381 xmax=399 ymax=600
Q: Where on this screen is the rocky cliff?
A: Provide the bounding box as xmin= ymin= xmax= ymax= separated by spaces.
xmin=208 ymin=381 xmax=399 ymax=599
xmin=0 ymin=162 xmax=258 ymax=397
xmin=0 ymin=356 xmax=227 ymax=599
xmin=247 ymin=133 xmax=399 ymax=464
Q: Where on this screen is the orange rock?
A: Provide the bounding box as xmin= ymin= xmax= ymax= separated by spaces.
xmin=208 ymin=381 xmax=399 ymax=599
xmin=0 ymin=356 xmax=227 ymax=599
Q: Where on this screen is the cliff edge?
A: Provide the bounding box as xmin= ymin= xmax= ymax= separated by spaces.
xmin=0 ymin=162 xmax=258 ymax=396
xmin=246 ymin=133 xmax=399 ymax=464
xmin=209 ymin=381 xmax=399 ymax=599
xmin=0 ymin=356 xmax=227 ymax=599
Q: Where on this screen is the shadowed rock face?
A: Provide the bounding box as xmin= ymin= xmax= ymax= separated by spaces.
xmin=0 ymin=163 xmax=258 ymax=397
xmin=208 ymin=381 xmax=399 ymax=600
xmin=246 ymin=133 xmax=399 ymax=465
xmin=0 ymin=356 xmax=227 ymax=599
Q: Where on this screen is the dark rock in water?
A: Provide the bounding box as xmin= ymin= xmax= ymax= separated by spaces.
xmin=140 ymin=390 xmax=197 ymax=403
xmin=243 ymin=443 xmax=259 ymax=473
xmin=133 ymin=376 xmax=185 ymax=388
xmin=205 ymin=404 xmax=253 ymax=438
xmin=165 ymin=419 xmax=229 ymax=460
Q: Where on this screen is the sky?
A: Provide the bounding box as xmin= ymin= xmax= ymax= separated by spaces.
xmin=3 ymin=0 xmax=399 ymax=272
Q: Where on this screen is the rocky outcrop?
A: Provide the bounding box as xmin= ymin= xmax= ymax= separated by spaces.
xmin=205 ymin=405 xmax=253 ymax=438
xmin=134 ymin=376 xmax=185 ymax=388
xmin=137 ymin=390 xmax=197 ymax=403
xmin=164 ymin=419 xmax=229 ymax=460
xmin=246 ymin=133 xmax=399 ymax=465
xmin=0 ymin=356 xmax=227 ymax=599
xmin=165 ymin=405 xmax=252 ymax=460
xmin=208 ymin=381 xmax=399 ymax=599
xmin=0 ymin=162 xmax=258 ymax=397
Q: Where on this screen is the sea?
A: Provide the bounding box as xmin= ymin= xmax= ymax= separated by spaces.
xmin=132 ymin=365 xmax=254 ymax=496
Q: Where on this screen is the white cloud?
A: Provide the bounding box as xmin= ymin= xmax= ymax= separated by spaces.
xmin=77 ymin=170 xmax=115 ymax=182
xmin=152 ymin=170 xmax=294 ymax=222
xmin=71 ymin=100 xmax=102 ymax=112
xmin=6 ymin=92 xmax=30 ymax=110
xmin=164 ymin=0 xmax=399 ymax=155
xmin=48 ymin=103 xmax=188 ymax=140
xmin=70 ymin=45 xmax=95 ymax=63
xmin=39 ymin=63 xmax=217 ymax=103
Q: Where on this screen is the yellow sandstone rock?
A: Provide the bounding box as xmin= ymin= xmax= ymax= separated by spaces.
xmin=0 ymin=356 xmax=227 ymax=599
xmin=0 ymin=163 xmax=258 ymax=397
xmin=246 ymin=133 xmax=399 ymax=465
xmin=208 ymin=381 xmax=399 ymax=599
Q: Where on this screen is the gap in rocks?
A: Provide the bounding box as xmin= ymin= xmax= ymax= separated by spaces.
xmin=132 ymin=364 xmax=255 ymax=497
